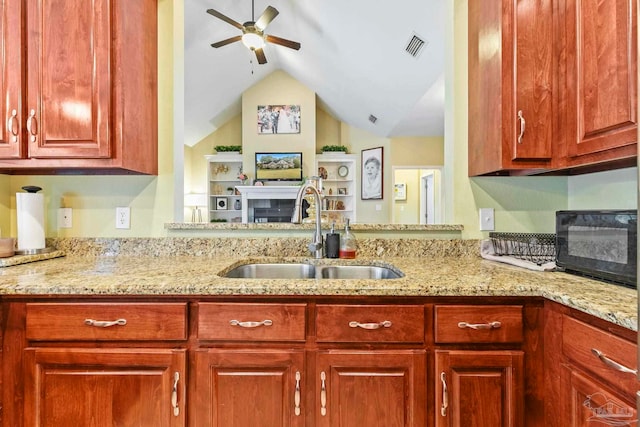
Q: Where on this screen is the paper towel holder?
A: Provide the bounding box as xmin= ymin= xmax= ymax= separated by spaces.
xmin=15 ymin=185 xmax=51 ymax=256
xmin=22 ymin=185 xmax=42 ymax=193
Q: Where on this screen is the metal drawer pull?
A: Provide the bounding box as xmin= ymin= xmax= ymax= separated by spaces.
xmin=320 ymin=371 xmax=327 ymax=416
xmin=26 ymin=109 xmax=37 ymax=142
xmin=294 ymin=371 xmax=301 ymax=416
xmin=440 ymin=372 xmax=448 ymax=417
xmin=229 ymin=319 xmax=273 ymax=328
xmin=171 ymin=372 xmax=180 ymax=416
xmin=517 ymin=110 xmax=525 ymax=144
xmin=348 ymin=320 xmax=392 ymax=329
xmin=8 ymin=109 xmax=18 ymax=142
xmin=591 ymin=348 xmax=637 ymax=375
xmin=84 ymin=318 xmax=127 ymax=328
xmin=457 ymin=321 xmax=502 ymax=330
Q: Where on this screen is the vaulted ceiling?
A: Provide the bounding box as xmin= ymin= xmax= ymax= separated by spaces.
xmin=184 ymin=0 xmax=445 ymax=147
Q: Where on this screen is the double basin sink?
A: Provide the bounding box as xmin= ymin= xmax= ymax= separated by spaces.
xmin=223 ymin=263 xmax=402 ymax=280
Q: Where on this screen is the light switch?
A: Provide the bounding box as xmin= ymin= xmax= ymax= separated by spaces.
xmin=479 ymin=208 xmax=495 ymax=231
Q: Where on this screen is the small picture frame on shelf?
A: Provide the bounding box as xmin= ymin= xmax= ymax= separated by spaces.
xmin=216 ymin=197 xmax=228 ymax=210
xmin=338 ymin=188 xmax=347 ymax=195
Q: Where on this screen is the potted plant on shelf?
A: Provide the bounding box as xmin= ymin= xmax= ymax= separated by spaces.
xmin=213 ymin=145 xmax=242 ymax=154
xmin=320 ymin=145 xmax=348 ymax=154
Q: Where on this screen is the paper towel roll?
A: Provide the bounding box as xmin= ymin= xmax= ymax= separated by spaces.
xmin=17 ymin=192 xmax=45 ymax=251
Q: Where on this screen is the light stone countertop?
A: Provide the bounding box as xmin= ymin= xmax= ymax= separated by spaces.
xmin=0 ymin=255 xmax=636 ymax=332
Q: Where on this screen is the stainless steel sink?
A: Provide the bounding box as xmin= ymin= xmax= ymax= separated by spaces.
xmin=223 ymin=263 xmax=402 ymax=279
xmin=318 ymin=265 xmax=402 ymax=279
xmin=223 ymin=263 xmax=316 ymax=279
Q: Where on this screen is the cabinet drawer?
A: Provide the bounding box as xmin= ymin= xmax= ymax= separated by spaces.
xmin=25 ymin=303 xmax=187 ymax=341
xmin=562 ymin=315 xmax=637 ymax=395
xmin=197 ymin=303 xmax=306 ymax=341
xmin=434 ymin=305 xmax=523 ymax=344
xmin=316 ymin=304 xmax=425 ymax=343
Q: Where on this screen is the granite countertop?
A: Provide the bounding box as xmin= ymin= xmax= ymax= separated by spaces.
xmin=0 ymin=255 xmax=636 ymax=332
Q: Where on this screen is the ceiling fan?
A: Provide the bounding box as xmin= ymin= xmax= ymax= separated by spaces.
xmin=207 ymin=1 xmax=301 ymax=65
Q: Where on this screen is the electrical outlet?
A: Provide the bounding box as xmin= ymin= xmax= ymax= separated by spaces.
xmin=58 ymin=208 xmax=72 ymax=229
xmin=116 ymin=207 xmax=131 ymax=229
xmin=479 ymin=208 xmax=495 ymax=231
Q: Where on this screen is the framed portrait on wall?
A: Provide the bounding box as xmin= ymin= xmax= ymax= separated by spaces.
xmin=361 ymin=147 xmax=383 ymax=200
xmin=257 ymin=105 xmax=301 ymax=134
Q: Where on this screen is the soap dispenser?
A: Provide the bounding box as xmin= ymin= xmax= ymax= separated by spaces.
xmin=339 ymin=219 xmax=357 ymax=259
xmin=325 ymin=222 xmax=340 ymax=258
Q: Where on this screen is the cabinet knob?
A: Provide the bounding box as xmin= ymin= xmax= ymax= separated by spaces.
xmin=591 ymin=348 xmax=637 ymax=375
xmin=7 ymin=109 xmax=18 ymax=142
xmin=457 ymin=321 xmax=502 ymax=330
xmin=26 ymin=109 xmax=38 ymax=143
xmin=84 ymin=318 xmax=127 ymax=328
xmin=348 ymin=320 xmax=392 ymax=330
xmin=294 ymin=371 xmax=301 ymax=416
xmin=320 ymin=371 xmax=327 ymax=416
xmin=517 ymin=110 xmax=526 ymax=144
xmin=440 ymin=372 xmax=448 ymax=417
xmin=229 ymin=319 xmax=273 ymax=328
xmin=171 ymin=372 xmax=180 ymax=416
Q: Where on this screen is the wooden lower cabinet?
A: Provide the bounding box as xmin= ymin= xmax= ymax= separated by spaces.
xmin=562 ymin=367 xmax=637 ymax=427
xmin=23 ymin=348 xmax=186 ymax=427
xmin=434 ymin=350 xmax=524 ymax=427
xmin=191 ymin=349 xmax=305 ymax=427
xmin=315 ymin=350 xmax=427 ymax=427
xmin=191 ymin=349 xmax=426 ymax=427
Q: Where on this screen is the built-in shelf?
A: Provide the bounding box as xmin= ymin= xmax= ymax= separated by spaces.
xmin=205 ymin=153 xmax=243 ymax=223
xmin=316 ymin=153 xmax=357 ymax=224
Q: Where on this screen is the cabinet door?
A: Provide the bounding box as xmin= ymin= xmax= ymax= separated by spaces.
xmin=0 ymin=0 xmax=22 ymax=159
xmin=23 ymin=348 xmax=186 ymax=427
xmin=192 ymin=349 xmax=305 ymax=427
xmin=468 ymin=0 xmax=553 ymax=176
xmin=563 ymin=0 xmax=637 ymax=160
xmin=435 ymin=350 xmax=523 ymax=427
xmin=315 ymin=350 xmax=426 ymax=427
xmin=563 ymin=367 xmax=637 ymax=427
xmin=25 ymin=0 xmax=111 ymax=159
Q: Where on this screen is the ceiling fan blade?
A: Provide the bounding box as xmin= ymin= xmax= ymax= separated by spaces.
xmin=254 ymin=6 xmax=279 ymax=31
xmin=254 ymin=48 xmax=267 ymax=64
xmin=265 ymin=34 xmax=301 ymax=50
xmin=206 ymin=8 xmax=244 ymax=30
xmin=210 ymin=35 xmax=242 ymax=48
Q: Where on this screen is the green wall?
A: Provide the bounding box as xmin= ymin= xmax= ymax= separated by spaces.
xmin=4 ymin=0 xmax=175 ymax=239
xmin=1 ymin=0 xmax=636 ymax=240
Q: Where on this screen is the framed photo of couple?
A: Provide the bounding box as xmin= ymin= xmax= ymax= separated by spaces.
xmin=361 ymin=147 xmax=383 ymax=200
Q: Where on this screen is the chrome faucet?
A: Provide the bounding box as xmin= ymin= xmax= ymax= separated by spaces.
xmin=291 ymin=177 xmax=324 ymax=259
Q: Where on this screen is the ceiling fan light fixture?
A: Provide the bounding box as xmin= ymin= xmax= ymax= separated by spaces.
xmin=242 ymin=32 xmax=265 ymax=50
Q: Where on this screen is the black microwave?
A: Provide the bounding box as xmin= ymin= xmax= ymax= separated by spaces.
xmin=555 ymin=210 xmax=637 ymax=288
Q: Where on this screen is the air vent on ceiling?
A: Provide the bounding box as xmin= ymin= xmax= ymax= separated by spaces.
xmin=368 ymin=115 xmax=378 ymax=124
xmin=405 ymin=32 xmax=427 ymax=58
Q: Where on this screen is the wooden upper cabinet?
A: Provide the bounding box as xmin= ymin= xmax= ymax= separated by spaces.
xmin=468 ymin=0 xmax=554 ymax=176
xmin=0 ymin=0 xmax=157 ymax=174
xmin=0 ymin=0 xmax=23 ymax=159
xmin=25 ymin=0 xmax=111 ymax=159
xmin=560 ymin=0 xmax=637 ymax=166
